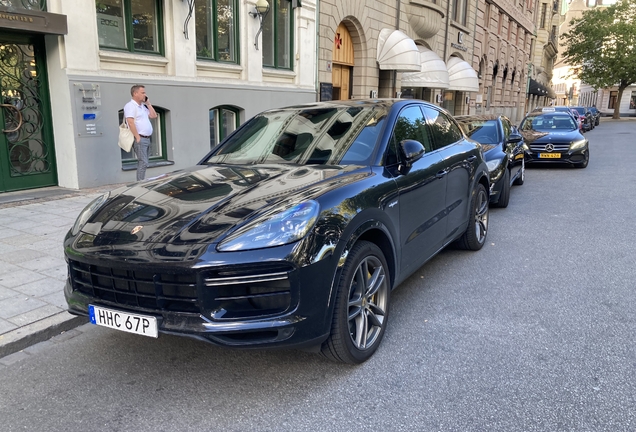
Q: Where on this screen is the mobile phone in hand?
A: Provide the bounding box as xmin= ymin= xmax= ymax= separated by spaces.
xmin=144 ymin=96 xmax=148 ymax=102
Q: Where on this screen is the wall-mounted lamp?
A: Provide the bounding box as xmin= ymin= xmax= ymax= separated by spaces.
xmin=249 ymin=0 xmax=270 ymax=50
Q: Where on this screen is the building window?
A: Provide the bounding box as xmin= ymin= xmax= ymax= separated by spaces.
xmin=484 ymin=3 xmax=491 ymax=27
xmin=540 ymin=3 xmax=547 ymax=28
xmin=210 ymin=106 xmax=240 ymax=149
xmin=262 ymin=0 xmax=293 ymax=69
xmin=119 ymin=107 xmax=168 ymax=165
xmin=453 ymin=0 xmax=468 ymax=26
xmin=195 ymin=0 xmax=238 ymax=62
xmin=630 ymin=93 xmax=636 ymax=109
xmin=96 ymin=0 xmax=163 ymax=54
xmin=608 ymin=91 xmax=618 ymax=109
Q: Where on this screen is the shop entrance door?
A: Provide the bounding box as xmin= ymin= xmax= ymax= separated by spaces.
xmin=0 ymin=33 xmax=56 ymax=193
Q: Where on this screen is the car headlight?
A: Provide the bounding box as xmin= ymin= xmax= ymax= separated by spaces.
xmin=217 ymin=200 xmax=320 ymax=252
xmin=570 ymin=139 xmax=587 ymax=150
xmin=486 ymin=159 xmax=505 ymax=182
xmin=70 ymin=192 xmax=110 ymax=236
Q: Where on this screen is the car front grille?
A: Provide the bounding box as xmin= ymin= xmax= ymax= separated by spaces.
xmin=69 ymin=260 xmax=295 ymax=319
xmin=203 ymin=263 xmax=294 ymax=320
xmin=69 ymin=260 xmax=199 ymax=313
xmin=529 ymin=143 xmax=571 ymax=152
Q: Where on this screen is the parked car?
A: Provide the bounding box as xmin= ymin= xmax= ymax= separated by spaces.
xmin=570 ymin=106 xmax=593 ymax=131
xmin=519 ymin=111 xmax=590 ymax=168
xmin=587 ymin=106 xmax=601 ymax=126
xmin=570 ymin=108 xmax=585 ymax=132
xmin=64 ymin=100 xmax=490 ymax=364
xmin=455 ymin=114 xmax=526 ymax=208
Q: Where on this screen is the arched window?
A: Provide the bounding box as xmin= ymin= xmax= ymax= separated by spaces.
xmin=209 ymin=106 xmax=241 ymax=149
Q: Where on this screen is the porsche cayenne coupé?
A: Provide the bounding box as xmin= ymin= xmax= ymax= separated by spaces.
xmin=65 ymin=100 xmax=490 ymax=363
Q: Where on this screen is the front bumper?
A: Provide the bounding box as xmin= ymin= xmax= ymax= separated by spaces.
xmin=525 ymin=148 xmax=588 ymax=166
xmin=64 ymin=245 xmax=336 ymax=349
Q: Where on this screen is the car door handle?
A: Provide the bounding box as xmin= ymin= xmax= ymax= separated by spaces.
xmin=436 ymin=170 xmax=448 ymax=179
xmin=467 ymin=155 xmax=477 ymax=162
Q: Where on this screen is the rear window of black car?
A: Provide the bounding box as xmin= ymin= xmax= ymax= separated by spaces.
xmin=204 ymin=106 xmax=388 ymax=166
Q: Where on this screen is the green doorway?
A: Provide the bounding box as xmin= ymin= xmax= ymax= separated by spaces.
xmin=0 ymin=32 xmax=57 ymax=193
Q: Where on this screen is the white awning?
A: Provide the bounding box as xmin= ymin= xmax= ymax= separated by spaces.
xmin=401 ymin=46 xmax=450 ymax=89
xmin=376 ymin=29 xmax=421 ymax=72
xmin=446 ymin=57 xmax=479 ymax=92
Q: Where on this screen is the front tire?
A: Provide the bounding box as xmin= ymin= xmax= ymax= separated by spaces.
xmin=321 ymin=241 xmax=391 ymax=364
xmin=494 ymin=168 xmax=510 ymax=208
xmin=456 ymin=183 xmax=489 ymax=251
xmin=513 ymin=159 xmax=525 ymax=186
xmin=575 ymin=150 xmax=589 ymax=169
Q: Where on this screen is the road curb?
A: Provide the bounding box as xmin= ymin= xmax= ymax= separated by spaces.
xmin=0 ymin=312 xmax=89 ymax=359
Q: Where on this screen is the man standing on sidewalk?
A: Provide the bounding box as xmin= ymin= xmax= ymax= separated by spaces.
xmin=124 ymin=85 xmax=157 ymax=181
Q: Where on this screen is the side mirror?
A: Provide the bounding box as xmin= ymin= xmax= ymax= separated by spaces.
xmin=400 ymin=139 xmax=425 ymax=164
xmin=507 ymin=132 xmax=523 ymax=144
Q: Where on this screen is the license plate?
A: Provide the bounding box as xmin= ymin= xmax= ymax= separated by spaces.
xmin=89 ymin=305 xmax=158 ymax=338
xmin=539 ymin=153 xmax=561 ymax=159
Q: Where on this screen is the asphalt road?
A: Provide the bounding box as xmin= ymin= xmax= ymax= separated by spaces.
xmin=1 ymin=119 xmax=635 ymax=432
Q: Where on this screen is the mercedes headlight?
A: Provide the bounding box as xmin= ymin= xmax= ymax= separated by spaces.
xmin=70 ymin=193 xmax=110 ymax=236
xmin=217 ymin=201 xmax=320 ymax=252
xmin=570 ymin=139 xmax=587 ymax=150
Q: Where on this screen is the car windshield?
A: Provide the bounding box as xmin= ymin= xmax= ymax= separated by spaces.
xmin=203 ymin=106 xmax=388 ymax=166
xmin=520 ymin=114 xmax=577 ymax=131
xmin=458 ymin=119 xmax=501 ymax=144
xmin=572 ymin=107 xmax=586 ymax=115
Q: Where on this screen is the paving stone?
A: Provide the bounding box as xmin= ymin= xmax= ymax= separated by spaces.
xmin=12 ymin=278 xmax=65 ymax=297
xmin=0 ymin=233 xmax=43 ymax=246
xmin=7 ymin=304 xmax=64 ymax=327
xmin=0 ymin=317 xmax=18 ymax=335
xmin=0 ymin=296 xmax=47 ymax=319
xmin=40 ymin=290 xmax=68 ymax=309
xmin=22 ymin=339 xmax=54 ymax=355
xmin=38 ymin=264 xmax=68 ymax=282
xmin=0 ymin=286 xmax=20 ymax=301
xmin=0 ymin=248 xmax=47 ymax=264
xmin=0 ymin=268 xmax=47 ymax=288
xmin=0 ymin=262 xmax=20 ymax=275
xmin=0 ymin=228 xmax=22 ymax=240
xmin=19 ymin=255 xmax=66 ymax=272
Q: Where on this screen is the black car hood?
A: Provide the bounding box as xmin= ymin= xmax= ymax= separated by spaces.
xmin=79 ymin=164 xmax=369 ymax=246
xmin=520 ymin=129 xmax=581 ymax=144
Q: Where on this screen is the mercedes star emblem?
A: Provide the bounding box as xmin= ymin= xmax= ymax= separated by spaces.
xmin=545 ymin=144 xmax=554 ymax=152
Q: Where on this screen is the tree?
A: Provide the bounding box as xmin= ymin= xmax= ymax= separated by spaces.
xmin=560 ymin=0 xmax=636 ymax=119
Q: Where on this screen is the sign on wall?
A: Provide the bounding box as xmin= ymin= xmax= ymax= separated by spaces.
xmin=74 ymin=83 xmax=103 ymax=137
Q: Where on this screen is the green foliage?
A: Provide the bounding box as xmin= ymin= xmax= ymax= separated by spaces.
xmin=560 ymin=0 xmax=636 ymax=91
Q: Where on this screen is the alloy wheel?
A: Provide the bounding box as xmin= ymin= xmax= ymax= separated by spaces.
xmin=347 ymin=256 xmax=389 ymax=350
xmin=474 ymin=187 xmax=489 ymax=244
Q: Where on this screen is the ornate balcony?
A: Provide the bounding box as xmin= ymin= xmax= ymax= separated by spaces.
xmin=407 ymin=0 xmax=446 ymax=40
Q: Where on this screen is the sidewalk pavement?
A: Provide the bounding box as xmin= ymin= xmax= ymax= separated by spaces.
xmin=0 ymin=184 xmax=123 ymax=358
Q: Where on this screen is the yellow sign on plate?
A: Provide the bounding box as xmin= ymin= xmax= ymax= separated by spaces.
xmin=539 ymin=153 xmax=560 ymax=159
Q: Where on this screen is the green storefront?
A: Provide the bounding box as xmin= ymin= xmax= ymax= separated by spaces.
xmin=0 ymin=2 xmax=66 ymax=193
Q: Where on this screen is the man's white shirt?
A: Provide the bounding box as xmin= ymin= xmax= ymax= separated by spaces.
xmin=124 ymin=99 xmax=153 ymax=136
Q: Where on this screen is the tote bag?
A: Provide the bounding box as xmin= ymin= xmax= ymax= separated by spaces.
xmin=118 ymin=119 xmax=134 ymax=152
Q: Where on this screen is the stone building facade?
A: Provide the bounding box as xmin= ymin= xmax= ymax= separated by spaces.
xmin=317 ymin=0 xmax=480 ymax=116
xmin=471 ymin=0 xmax=536 ymax=122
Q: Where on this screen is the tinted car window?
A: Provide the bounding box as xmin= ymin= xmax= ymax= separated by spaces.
xmin=458 ymin=119 xmax=501 ymax=144
xmin=386 ymin=105 xmax=432 ymax=165
xmin=204 ymin=106 xmax=388 ymax=166
xmin=502 ymin=118 xmax=511 ymax=139
xmin=421 ymin=106 xmax=463 ymax=150
xmin=521 ymin=114 xmax=577 ymax=131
